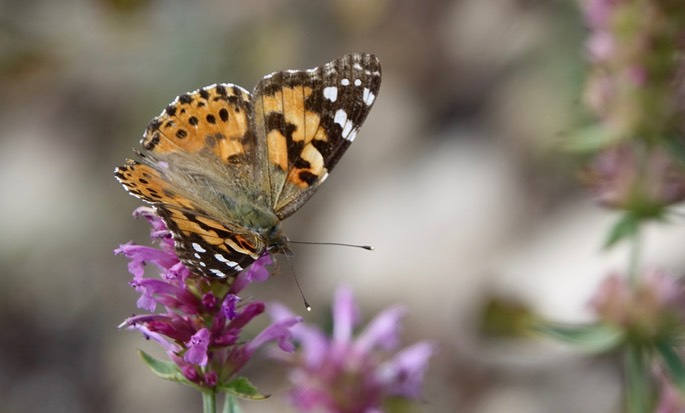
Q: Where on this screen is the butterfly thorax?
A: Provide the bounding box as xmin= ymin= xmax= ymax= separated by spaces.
xmin=235 ymin=202 xmax=292 ymax=256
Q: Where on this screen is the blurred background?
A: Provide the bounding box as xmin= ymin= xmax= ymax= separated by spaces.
xmin=4 ymin=0 xmax=685 ymax=412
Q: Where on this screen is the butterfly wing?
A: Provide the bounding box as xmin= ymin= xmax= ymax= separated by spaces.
xmin=116 ymin=54 xmax=382 ymax=278
xmin=155 ymin=206 xmax=262 ymax=278
xmin=115 ymin=84 xmax=264 ymax=279
xmin=136 ymin=83 xmax=261 ymax=206
xmin=253 ymin=53 xmax=382 ymax=219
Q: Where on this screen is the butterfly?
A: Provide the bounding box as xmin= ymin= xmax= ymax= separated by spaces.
xmin=115 ymin=53 xmax=381 ymax=281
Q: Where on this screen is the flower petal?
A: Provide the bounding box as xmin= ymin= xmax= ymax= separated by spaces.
xmin=355 ymin=305 xmax=406 ymax=353
xmin=247 ymin=316 xmax=302 ymax=354
xmin=184 ymin=328 xmax=211 ymax=366
xmin=332 ymin=286 xmax=358 ymax=343
xmin=231 ymin=254 xmax=272 ymax=293
xmin=378 ymin=341 xmax=436 ymax=398
xmin=229 ymin=302 xmax=265 ymax=329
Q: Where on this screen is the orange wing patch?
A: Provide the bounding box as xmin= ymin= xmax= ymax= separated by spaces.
xmin=286 ymin=143 xmax=327 ymax=188
xmin=141 ymin=84 xmax=252 ymax=164
xmin=257 ymin=82 xmax=329 ymax=190
xmin=114 ymin=160 xmax=195 ymax=209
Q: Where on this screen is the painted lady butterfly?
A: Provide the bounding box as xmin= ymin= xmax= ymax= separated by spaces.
xmin=115 ymin=53 xmax=381 ymax=280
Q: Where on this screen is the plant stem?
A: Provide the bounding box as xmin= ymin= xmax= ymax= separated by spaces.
xmin=222 ymin=394 xmax=243 ymax=413
xmin=628 ymin=221 xmax=642 ymax=288
xmin=203 ymin=390 xmax=216 ymax=413
xmin=625 ymin=345 xmax=652 ymax=413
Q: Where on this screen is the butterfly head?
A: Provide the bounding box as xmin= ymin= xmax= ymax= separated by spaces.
xmin=264 ymin=225 xmax=294 ymax=257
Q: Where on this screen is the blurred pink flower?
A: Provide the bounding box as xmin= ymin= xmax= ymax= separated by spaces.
xmin=583 ymin=143 xmax=685 ymax=212
xmin=578 ymin=0 xmax=685 ymax=141
xmin=589 ymin=270 xmax=685 ymax=339
xmin=269 ymin=286 xmax=435 ymax=413
xmin=656 ymin=368 xmax=685 ymax=413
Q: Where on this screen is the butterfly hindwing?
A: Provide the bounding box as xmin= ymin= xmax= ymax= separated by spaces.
xmin=115 ymin=160 xmax=261 ymax=280
xmin=156 ymin=206 xmax=262 ymax=279
xmin=115 ymin=160 xmax=196 ymax=210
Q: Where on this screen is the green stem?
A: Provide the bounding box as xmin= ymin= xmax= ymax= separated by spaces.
xmin=628 ymin=141 xmax=648 ymax=287
xmin=222 ymin=394 xmax=243 ymax=413
xmin=627 ymin=221 xmax=642 ymax=288
xmin=625 ymin=345 xmax=653 ymax=413
xmin=202 ymin=390 xmax=216 ymax=413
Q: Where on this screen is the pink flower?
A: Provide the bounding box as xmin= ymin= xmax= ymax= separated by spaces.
xmin=590 ymin=270 xmax=685 ymax=339
xmin=269 ymin=286 xmax=435 ymax=413
xmin=583 ymin=143 xmax=685 ymax=213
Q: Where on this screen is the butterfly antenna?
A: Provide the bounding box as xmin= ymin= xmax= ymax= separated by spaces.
xmin=288 ymin=240 xmax=374 ymax=250
xmin=285 ymin=255 xmax=312 ymax=312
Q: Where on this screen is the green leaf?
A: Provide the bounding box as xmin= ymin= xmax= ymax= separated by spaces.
xmin=603 ymin=213 xmax=640 ymax=249
xmin=534 ymin=322 xmax=624 ymax=352
xmin=217 ymin=377 xmax=269 ymax=400
xmin=656 ymin=341 xmax=685 ymax=396
xmin=664 ymin=137 xmax=685 ymax=167
xmin=138 ymin=350 xmax=188 ymax=384
xmin=561 ymin=125 xmax=623 ymax=153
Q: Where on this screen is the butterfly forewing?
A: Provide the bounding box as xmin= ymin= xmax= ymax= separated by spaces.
xmin=254 ymin=53 xmax=382 ymax=219
xmin=115 ymin=53 xmax=381 ymax=281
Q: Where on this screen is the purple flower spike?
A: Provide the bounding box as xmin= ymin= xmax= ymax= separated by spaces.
xmin=115 ymin=207 xmax=298 ymax=392
xmin=269 ymin=286 xmax=435 ymax=412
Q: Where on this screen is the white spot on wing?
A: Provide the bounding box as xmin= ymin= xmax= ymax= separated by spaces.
xmin=214 ymin=253 xmax=229 ymax=262
xmin=342 ymin=121 xmax=353 ymax=139
xmin=347 ymin=129 xmax=358 ymax=142
xmin=214 ymin=253 xmax=244 ymax=271
xmin=341 ymin=78 xmax=350 ymax=86
xmin=194 ymin=253 xmax=201 ymax=259
xmin=334 ymin=109 xmax=347 ymax=127
xmin=323 ymin=86 xmax=338 ymax=102
xmin=209 ymin=268 xmax=226 ymax=278
xmin=199 ymin=261 xmax=207 ymax=267
xmin=363 ymin=88 xmax=375 ymax=106
xmin=354 ymin=79 xmax=362 ymax=86
xmin=353 ymin=62 xmax=363 ymax=70
xmin=334 ymin=109 xmax=355 ymax=140
xmin=192 ymin=243 xmax=206 ymax=253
